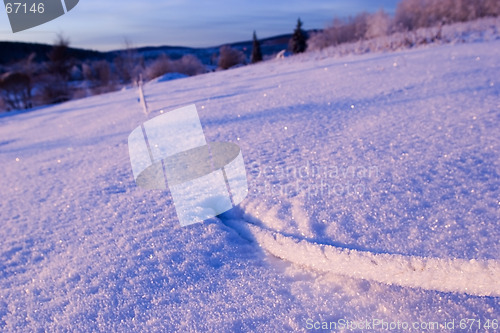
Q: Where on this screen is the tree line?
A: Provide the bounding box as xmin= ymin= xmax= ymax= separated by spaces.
xmin=308 ymin=0 xmax=499 ymax=50
xmin=1 ymin=0 xmax=498 ymax=112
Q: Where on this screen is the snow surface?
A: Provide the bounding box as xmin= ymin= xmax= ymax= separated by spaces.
xmin=1 ymin=39 xmax=500 ymax=331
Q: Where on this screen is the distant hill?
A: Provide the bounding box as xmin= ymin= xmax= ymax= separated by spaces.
xmin=0 ymin=32 xmax=312 ymax=66
xmin=129 ymin=33 xmax=297 ymax=64
xmin=0 ymin=41 xmax=108 ymax=65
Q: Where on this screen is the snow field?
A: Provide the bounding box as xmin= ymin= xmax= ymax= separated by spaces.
xmin=1 ymin=38 xmax=499 ymax=331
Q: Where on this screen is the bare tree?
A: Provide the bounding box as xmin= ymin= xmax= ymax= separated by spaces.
xmin=82 ymin=62 xmax=93 ymax=82
xmin=47 ymin=34 xmax=72 ymax=81
xmin=93 ymin=60 xmax=113 ymax=87
xmin=41 ymin=34 xmax=73 ymax=104
xmin=114 ymin=38 xmax=144 ymax=85
xmin=0 ymin=72 xmax=32 ymax=110
xmin=218 ymin=46 xmax=246 ymax=70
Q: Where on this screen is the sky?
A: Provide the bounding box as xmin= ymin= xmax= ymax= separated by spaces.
xmin=0 ymin=0 xmax=400 ymax=51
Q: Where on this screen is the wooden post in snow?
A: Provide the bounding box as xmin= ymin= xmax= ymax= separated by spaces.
xmin=138 ymin=74 xmax=149 ymax=116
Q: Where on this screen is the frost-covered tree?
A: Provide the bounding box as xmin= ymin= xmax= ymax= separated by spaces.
xmin=307 ymin=14 xmax=367 ymax=51
xmin=289 ymin=18 xmax=307 ymax=54
xmin=395 ymin=0 xmax=499 ymax=31
xmin=174 ymin=54 xmax=206 ymax=76
xmin=366 ymin=9 xmax=391 ymax=39
xmin=352 ymin=12 xmax=369 ymax=40
xmin=251 ymin=31 xmax=263 ymax=64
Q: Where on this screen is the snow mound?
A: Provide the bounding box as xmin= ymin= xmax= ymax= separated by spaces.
xmin=221 ymin=208 xmax=500 ymax=297
xmin=155 ymin=72 xmax=189 ymax=83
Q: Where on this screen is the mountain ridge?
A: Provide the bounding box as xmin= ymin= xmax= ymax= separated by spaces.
xmin=0 ymin=32 xmax=312 ymax=65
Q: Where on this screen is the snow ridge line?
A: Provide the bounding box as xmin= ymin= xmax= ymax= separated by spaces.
xmin=220 ymin=216 xmax=500 ymax=297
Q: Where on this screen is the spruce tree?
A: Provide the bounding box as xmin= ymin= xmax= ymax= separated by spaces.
xmin=251 ymin=31 xmax=263 ymax=64
xmin=289 ymin=18 xmax=307 ymax=54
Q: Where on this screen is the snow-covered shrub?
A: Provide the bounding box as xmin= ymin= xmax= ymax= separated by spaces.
xmin=172 ymin=54 xmax=206 ymax=76
xmin=308 ymin=11 xmax=387 ymax=51
xmin=145 ymin=54 xmax=171 ymax=81
xmin=146 ymin=54 xmax=205 ymax=80
xmin=309 ymin=16 xmax=500 ymax=58
xmin=395 ymin=0 xmax=500 ymax=31
xmin=366 ymin=9 xmax=392 ymax=39
xmin=309 ymin=0 xmax=499 ymax=52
